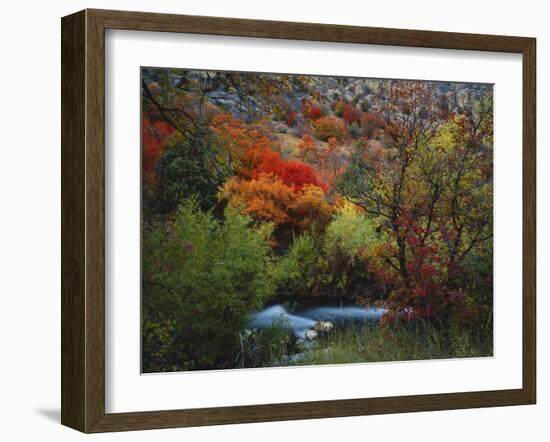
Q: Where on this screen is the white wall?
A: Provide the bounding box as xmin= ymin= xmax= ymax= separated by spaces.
xmin=0 ymin=0 xmax=546 ymax=440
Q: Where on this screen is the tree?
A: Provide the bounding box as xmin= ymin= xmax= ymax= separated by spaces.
xmin=343 ymin=105 xmax=362 ymax=125
xmin=210 ymin=113 xmax=273 ymax=175
xmin=142 ymin=117 xmax=175 ymax=186
xmin=302 ymin=99 xmax=323 ymax=120
xmin=251 ymin=152 xmax=328 ymax=193
xmin=339 ymin=82 xmax=493 ymax=322
xmin=154 ymin=137 xmax=224 ymax=214
xmin=142 ymin=199 xmax=275 ymax=372
xmin=220 ymin=174 xmax=296 ymax=226
xmin=220 ymin=175 xmax=333 ymax=232
xmin=141 ymin=69 xmax=300 ymax=141
xmin=298 ymin=133 xmax=316 ymax=159
xmin=314 ymin=116 xmax=348 ymax=142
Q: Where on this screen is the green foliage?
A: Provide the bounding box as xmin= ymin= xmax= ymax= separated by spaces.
xmin=153 ymin=137 xmax=223 ymax=214
xmin=337 ymin=141 xmax=377 ymax=202
xmin=237 ymin=317 xmax=294 ymax=368
xmin=141 ymin=71 xmax=494 ymax=371
xmin=272 ymin=207 xmax=381 ymax=297
xmin=285 ymin=319 xmax=493 ymax=367
xmin=272 ymin=232 xmax=328 ymax=297
xmin=142 ymin=199 xmax=276 ymax=372
xmin=338 ymin=91 xmax=493 ymax=322
xmin=321 ymin=206 xmax=381 ymax=293
xmin=349 ymin=121 xmax=361 ymax=138
xmin=324 ymin=205 xmax=378 ymax=259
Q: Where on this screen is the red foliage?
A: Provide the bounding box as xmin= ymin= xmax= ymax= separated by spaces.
xmin=142 ymin=116 xmax=174 ymax=185
xmin=302 ymin=100 xmax=323 ymax=120
xmin=251 ymin=149 xmax=328 ymax=193
xmin=343 ymin=105 xmax=362 ymax=125
xmin=308 ymin=106 xmax=323 ymax=120
xmin=372 ymin=212 xmax=469 ymax=323
xmin=360 ymin=112 xmax=382 ymax=138
xmin=287 ymin=111 xmax=298 ymax=127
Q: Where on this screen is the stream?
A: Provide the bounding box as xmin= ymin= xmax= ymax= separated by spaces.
xmin=248 ymin=300 xmax=388 ymax=339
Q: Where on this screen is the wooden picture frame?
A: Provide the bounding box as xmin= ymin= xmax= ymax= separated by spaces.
xmin=61 ymin=8 xmax=536 ymax=433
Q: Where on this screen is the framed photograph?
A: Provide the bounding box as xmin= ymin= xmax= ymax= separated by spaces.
xmin=61 ymin=9 xmax=536 ymax=433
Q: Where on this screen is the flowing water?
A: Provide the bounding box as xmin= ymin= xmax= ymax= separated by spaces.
xmin=248 ymin=300 xmax=387 ymax=339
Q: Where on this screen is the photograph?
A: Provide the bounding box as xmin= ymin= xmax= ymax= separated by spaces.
xmin=140 ymin=68 xmax=494 ymax=373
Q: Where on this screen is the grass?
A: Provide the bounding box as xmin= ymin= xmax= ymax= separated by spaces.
xmin=298 ymin=319 xmax=493 ymax=366
xmin=236 ymin=316 xmax=295 ymax=368
xmin=237 ymin=317 xmax=493 ymax=369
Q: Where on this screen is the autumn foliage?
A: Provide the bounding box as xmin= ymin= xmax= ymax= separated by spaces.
xmin=142 ymin=68 xmax=494 ymax=372
xmin=221 ymin=175 xmax=332 ymax=231
xmin=313 ymin=116 xmax=348 ymax=141
xmin=302 ymin=100 xmax=323 ymax=120
xmin=251 ymin=151 xmax=328 ymax=192
xmin=342 ymin=105 xmax=362 ymax=125
xmin=142 ymin=117 xmax=174 ymax=186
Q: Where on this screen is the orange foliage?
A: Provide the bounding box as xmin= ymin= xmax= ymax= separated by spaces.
xmin=313 ymin=116 xmax=347 ymax=142
xmin=221 ymin=174 xmax=295 ymax=225
xmin=210 ymin=113 xmax=272 ymax=173
xmin=293 ymin=184 xmax=334 ymax=230
xmin=220 ymin=175 xmax=333 ymax=230
xmin=334 ymin=100 xmax=347 ymax=117
xmin=327 ymin=136 xmax=339 ymax=152
xmin=317 ymin=139 xmax=346 ymax=194
xmin=362 ymin=141 xmax=388 ymax=173
xmin=213 ymin=114 xmax=333 ymax=231
xmin=298 ymin=133 xmax=316 ymax=159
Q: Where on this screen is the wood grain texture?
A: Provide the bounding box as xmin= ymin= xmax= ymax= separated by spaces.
xmin=89 ymin=8 xmax=532 ymax=53
xmin=522 ymin=38 xmax=536 ymax=403
xmin=61 ymin=8 xmax=537 ymax=433
xmin=61 ymin=10 xmax=86 ymax=432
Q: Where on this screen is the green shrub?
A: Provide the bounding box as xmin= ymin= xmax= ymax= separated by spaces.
xmin=272 ymin=232 xmax=328 ymax=297
xmin=153 ymin=138 xmax=223 ymax=214
xmin=273 ymin=207 xmax=383 ymax=297
xmin=324 ymin=205 xmax=378 ymax=258
xmin=322 ymin=206 xmax=380 ymax=294
xmin=142 ymin=199 xmax=276 ymax=372
xmin=349 ymin=121 xmax=361 ymax=138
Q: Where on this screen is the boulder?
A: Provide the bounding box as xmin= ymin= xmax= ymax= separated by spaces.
xmin=305 ymin=329 xmax=319 ymax=341
xmin=313 ymin=321 xmax=334 ymax=333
